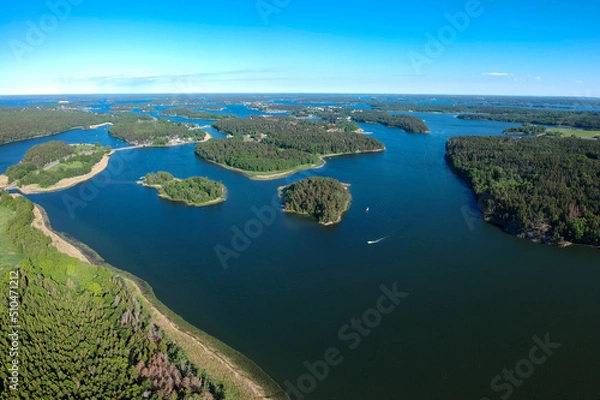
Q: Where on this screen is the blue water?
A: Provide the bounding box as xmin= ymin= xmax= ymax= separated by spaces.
xmin=1 ymin=108 xmax=599 ymax=400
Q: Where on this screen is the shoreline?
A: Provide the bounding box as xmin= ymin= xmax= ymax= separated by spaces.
xmin=200 ymin=147 xmax=384 ymax=181
xmin=27 ymin=200 xmax=286 ymax=400
xmin=16 ymin=151 xmax=115 ymax=194
xmin=88 ymin=122 xmax=114 ymax=129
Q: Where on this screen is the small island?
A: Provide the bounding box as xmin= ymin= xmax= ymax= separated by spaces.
xmin=109 ymin=114 xmax=209 ymax=146
xmin=139 ymin=171 xmax=226 ymax=207
xmin=3 ymin=141 xmax=113 ymax=194
xmin=280 ymin=177 xmax=352 ymax=225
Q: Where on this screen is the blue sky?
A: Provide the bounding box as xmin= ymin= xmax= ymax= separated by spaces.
xmin=0 ymin=0 xmax=598 ymax=96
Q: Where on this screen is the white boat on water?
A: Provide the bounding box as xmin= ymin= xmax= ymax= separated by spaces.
xmin=367 ymin=236 xmax=387 ymax=245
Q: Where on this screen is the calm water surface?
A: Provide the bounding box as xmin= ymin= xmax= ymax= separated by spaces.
xmin=2 ymin=111 xmax=599 ymax=400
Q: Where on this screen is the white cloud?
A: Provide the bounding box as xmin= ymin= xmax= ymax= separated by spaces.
xmin=481 ymin=72 xmax=511 ymax=77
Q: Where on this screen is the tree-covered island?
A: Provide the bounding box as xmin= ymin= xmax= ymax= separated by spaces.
xmin=249 ymin=104 xmax=431 ymax=134
xmin=160 ymin=107 xmax=238 ymax=120
xmin=195 ymin=116 xmax=385 ymax=179
xmin=446 ymin=136 xmax=600 ymax=246
xmin=0 ymin=107 xmax=114 ymax=145
xmin=139 ymin=172 xmax=226 ymax=207
xmin=109 ymin=114 xmax=209 ymax=146
xmin=3 ymin=141 xmax=112 ymax=193
xmin=280 ymin=177 xmax=352 ymax=225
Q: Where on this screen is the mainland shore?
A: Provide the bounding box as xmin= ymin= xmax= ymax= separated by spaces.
xmin=27 ymin=200 xmax=285 ymax=400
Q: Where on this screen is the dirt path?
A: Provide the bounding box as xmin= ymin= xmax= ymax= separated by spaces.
xmin=19 ymin=151 xmax=114 ymax=194
xmin=28 ymin=202 xmax=270 ymax=400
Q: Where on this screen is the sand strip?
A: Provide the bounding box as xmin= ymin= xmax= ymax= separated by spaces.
xmin=18 ymin=151 xmax=114 ymax=194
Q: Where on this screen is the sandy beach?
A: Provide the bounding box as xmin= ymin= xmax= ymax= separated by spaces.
xmin=89 ymin=122 xmax=114 ymax=129
xmin=0 ymin=175 xmax=8 ymax=188
xmin=18 ymin=151 xmax=114 ymax=194
xmin=31 ymin=204 xmax=89 ymax=263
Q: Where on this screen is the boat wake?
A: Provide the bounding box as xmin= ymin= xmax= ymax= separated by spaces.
xmin=367 ymin=236 xmax=388 ymax=245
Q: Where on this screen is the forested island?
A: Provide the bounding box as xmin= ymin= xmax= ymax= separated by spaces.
xmin=280 ymin=177 xmax=352 ymax=225
xmin=0 ymin=193 xmax=284 ymax=399
xmin=160 ymin=107 xmax=237 ymax=120
xmin=250 ymin=104 xmax=430 ymax=133
xmin=3 ymin=141 xmax=112 ymax=193
xmin=0 ymin=107 xmax=113 ymax=145
xmin=109 ymin=114 xmax=208 ymax=146
xmin=457 ymin=109 xmax=600 ymax=130
xmin=445 ymin=136 xmax=600 ymax=246
xmin=196 ymin=116 xmax=384 ymax=179
xmin=139 ymin=172 xmax=226 ymax=207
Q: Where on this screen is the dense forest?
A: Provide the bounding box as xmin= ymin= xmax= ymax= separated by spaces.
xmin=195 ymin=140 xmax=320 ymax=173
xmin=248 ymin=105 xmax=430 ymax=133
xmin=199 ymin=117 xmax=384 ymax=174
xmin=445 ymin=136 xmax=600 ymax=246
xmin=457 ymin=109 xmax=600 ymax=130
xmin=0 ymin=108 xmax=112 ymax=145
xmin=160 ymin=107 xmax=237 ymax=120
xmin=503 ymin=124 xmax=547 ymax=135
xmin=0 ymin=193 xmax=227 ymax=399
xmin=5 ymin=141 xmax=111 ymax=188
xmin=141 ymin=172 xmax=226 ymax=206
xmin=109 ymin=114 xmax=206 ymax=146
xmin=282 ymin=177 xmax=352 ymax=225
xmin=213 ymin=116 xmax=384 ymax=155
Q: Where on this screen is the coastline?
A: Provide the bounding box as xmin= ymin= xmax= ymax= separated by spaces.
xmin=27 ymin=201 xmax=287 ymax=400
xmin=200 ymin=147 xmax=384 ymax=181
xmin=17 ymin=151 xmax=115 ymax=194
xmin=88 ymin=122 xmax=114 ymax=129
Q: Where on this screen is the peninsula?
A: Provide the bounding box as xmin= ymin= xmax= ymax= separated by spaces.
xmin=280 ymin=176 xmax=352 ymax=225
xmin=108 ymin=114 xmax=209 ymax=146
xmin=160 ymin=106 xmax=238 ymax=120
xmin=0 ymin=192 xmax=286 ymax=399
xmin=139 ymin=171 xmax=226 ymax=207
xmin=195 ymin=116 xmax=385 ymax=179
xmin=0 ymin=107 xmax=115 ymax=145
xmin=3 ymin=141 xmax=113 ymax=194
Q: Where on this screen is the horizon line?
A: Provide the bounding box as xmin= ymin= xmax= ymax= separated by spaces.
xmin=0 ymin=92 xmax=599 ymax=99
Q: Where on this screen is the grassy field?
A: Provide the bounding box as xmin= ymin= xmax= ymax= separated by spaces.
xmin=547 ymin=129 xmax=600 ymax=138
